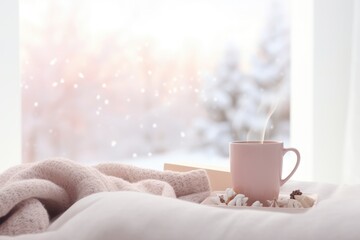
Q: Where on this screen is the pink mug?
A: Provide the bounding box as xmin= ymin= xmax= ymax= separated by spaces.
xmin=230 ymin=141 xmax=300 ymax=205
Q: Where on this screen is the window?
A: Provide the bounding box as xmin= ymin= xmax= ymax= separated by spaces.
xmin=20 ymin=0 xmax=291 ymax=169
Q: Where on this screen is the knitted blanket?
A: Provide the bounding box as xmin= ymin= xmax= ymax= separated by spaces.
xmin=0 ymin=159 xmax=210 ymax=236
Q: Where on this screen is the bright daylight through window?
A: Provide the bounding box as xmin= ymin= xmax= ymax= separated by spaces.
xmin=20 ymin=0 xmax=290 ymax=169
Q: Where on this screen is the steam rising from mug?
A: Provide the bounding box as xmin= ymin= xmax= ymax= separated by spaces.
xmin=261 ymin=101 xmax=279 ymax=144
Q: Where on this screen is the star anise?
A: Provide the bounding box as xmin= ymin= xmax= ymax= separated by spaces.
xmin=290 ymin=189 xmax=302 ymax=199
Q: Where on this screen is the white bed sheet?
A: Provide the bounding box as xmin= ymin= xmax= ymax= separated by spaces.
xmin=1 ymin=181 xmax=359 ymax=240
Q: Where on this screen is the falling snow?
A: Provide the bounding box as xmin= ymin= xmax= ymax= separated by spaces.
xmin=21 ymin=1 xmax=290 ymax=164
xmin=78 ymin=72 xmax=84 ymax=79
xmin=49 ymin=58 xmax=57 ymax=66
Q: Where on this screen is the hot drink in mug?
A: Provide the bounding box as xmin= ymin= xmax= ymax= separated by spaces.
xmin=229 ymin=141 xmax=300 ymax=205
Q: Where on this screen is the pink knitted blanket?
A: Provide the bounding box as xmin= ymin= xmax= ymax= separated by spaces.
xmin=0 ymin=159 xmax=210 ymax=236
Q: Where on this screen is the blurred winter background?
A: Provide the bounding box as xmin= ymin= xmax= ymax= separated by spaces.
xmin=20 ymin=0 xmax=290 ymax=169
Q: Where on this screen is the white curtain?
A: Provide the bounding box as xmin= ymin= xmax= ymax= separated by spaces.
xmin=303 ymin=0 xmax=360 ymax=184
xmin=343 ymin=0 xmax=360 ymax=183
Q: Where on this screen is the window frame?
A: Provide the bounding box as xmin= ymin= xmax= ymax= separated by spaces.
xmin=6 ymin=0 xmax=348 ymax=184
xmin=0 ymin=0 xmax=21 ymax=171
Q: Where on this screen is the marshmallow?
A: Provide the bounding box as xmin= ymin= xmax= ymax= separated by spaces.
xmin=228 ymin=198 xmax=237 ymax=206
xmin=235 ymin=195 xmax=248 ymax=207
xmin=295 ymin=195 xmax=315 ymax=208
xmin=224 ymin=188 xmax=236 ymax=202
xmin=287 ymin=199 xmax=303 ymax=208
xmin=228 ymin=193 xmax=248 ymax=207
xmin=235 ymin=198 xmax=243 ymax=206
xmin=241 ymin=197 xmax=249 ymax=206
xmin=267 ymin=199 xmax=280 ymax=208
xmin=277 ymin=197 xmax=290 ymax=208
xmin=251 ymin=201 xmax=263 ymax=207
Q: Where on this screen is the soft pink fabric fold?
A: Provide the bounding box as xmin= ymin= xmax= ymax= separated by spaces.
xmin=0 ymin=159 xmax=210 ymax=236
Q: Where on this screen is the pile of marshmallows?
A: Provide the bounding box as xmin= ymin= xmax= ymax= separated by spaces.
xmin=216 ymin=188 xmax=263 ymax=207
xmin=215 ymin=188 xmax=315 ymax=208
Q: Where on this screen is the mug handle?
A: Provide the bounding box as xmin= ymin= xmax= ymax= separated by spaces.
xmin=280 ymin=148 xmax=301 ymax=186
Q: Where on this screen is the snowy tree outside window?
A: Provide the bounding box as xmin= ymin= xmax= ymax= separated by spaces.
xmin=20 ymin=0 xmax=291 ymax=169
